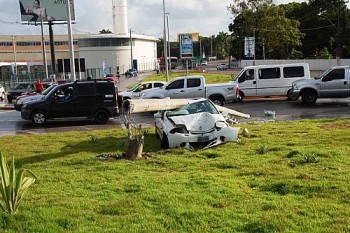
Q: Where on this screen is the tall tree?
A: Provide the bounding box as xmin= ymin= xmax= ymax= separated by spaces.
xmin=228 ymin=0 xmax=303 ymax=59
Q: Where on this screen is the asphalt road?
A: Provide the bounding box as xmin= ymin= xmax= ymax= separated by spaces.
xmin=1 ymin=97 xmax=349 ymax=137
xmin=0 ymin=67 xmax=349 ymax=137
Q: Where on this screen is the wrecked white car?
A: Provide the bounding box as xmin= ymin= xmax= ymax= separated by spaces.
xmin=154 ymin=98 xmax=240 ymax=150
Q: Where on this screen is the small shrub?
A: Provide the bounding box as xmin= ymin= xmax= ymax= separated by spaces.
xmin=256 ymin=144 xmax=269 ymax=155
xmin=88 ymin=135 xmax=98 ymax=143
xmin=0 ymin=152 xmax=37 ymax=214
xmin=302 ymin=153 xmax=318 ymax=164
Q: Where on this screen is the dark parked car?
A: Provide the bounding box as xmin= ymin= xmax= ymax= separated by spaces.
xmin=7 ymin=82 xmax=34 ymax=103
xmin=125 ymin=69 xmax=138 ymax=77
xmin=21 ymin=80 xmax=119 ymax=125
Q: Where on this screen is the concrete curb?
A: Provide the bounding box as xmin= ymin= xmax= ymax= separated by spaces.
xmin=0 ymin=103 xmax=14 ymax=110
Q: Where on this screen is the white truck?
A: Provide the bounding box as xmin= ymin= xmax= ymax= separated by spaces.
xmin=290 ymin=65 xmax=350 ymax=104
xmin=140 ymin=75 xmax=239 ymax=106
xmin=231 ymin=63 xmax=310 ymax=101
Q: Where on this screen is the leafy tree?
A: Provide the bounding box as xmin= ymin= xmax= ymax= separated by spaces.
xmin=228 ymin=0 xmax=303 ymax=59
xmin=318 ymin=47 xmax=333 ymax=59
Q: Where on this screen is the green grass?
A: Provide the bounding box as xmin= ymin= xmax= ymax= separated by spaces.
xmin=0 ymin=118 xmax=349 ymax=232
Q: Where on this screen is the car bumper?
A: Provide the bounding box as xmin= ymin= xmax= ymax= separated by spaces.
xmin=21 ymin=108 xmax=32 ymax=120
xmin=14 ymin=103 xmax=23 ymax=111
xmin=167 ymin=127 xmax=239 ymax=150
xmin=290 ymin=89 xmax=300 ymax=99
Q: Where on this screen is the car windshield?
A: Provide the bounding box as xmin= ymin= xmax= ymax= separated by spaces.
xmin=127 ymin=83 xmax=142 ymax=92
xmin=166 ymin=100 xmax=219 ymax=117
xmin=42 ymin=84 xmax=57 ymax=95
xmin=14 ymin=83 xmax=30 ymax=89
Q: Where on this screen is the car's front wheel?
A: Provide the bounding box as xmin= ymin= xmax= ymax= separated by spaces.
xmin=31 ymin=111 xmax=48 ymax=125
xmin=301 ymin=90 xmax=317 ymax=104
xmin=0 ymin=92 xmax=4 ymax=101
xmin=94 ymin=110 xmax=110 ymax=124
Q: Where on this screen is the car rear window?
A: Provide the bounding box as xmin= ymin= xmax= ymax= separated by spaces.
xmin=96 ymin=83 xmax=115 ymax=95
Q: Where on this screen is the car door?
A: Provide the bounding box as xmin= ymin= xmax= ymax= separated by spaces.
xmin=185 ymin=78 xmax=204 ymax=98
xmin=319 ymin=68 xmax=348 ymax=98
xmin=237 ymin=68 xmax=257 ymax=96
xmin=256 ymin=67 xmax=282 ymax=96
xmin=48 ymin=85 xmax=79 ymax=118
xmin=164 ymin=79 xmax=187 ymax=98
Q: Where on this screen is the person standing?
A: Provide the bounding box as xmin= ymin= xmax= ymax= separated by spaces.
xmin=35 ymin=79 xmax=44 ymax=93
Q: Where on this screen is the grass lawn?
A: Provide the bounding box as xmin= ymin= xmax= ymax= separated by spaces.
xmin=0 ymin=118 xmax=349 ymax=232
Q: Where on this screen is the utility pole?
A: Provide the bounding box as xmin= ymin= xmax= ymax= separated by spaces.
xmin=66 ymin=0 xmax=75 ymax=81
xmin=130 ymin=28 xmax=133 ymax=69
xmin=166 ymin=12 xmax=171 ymax=73
xmin=163 ymin=0 xmax=169 ymax=81
xmin=40 ymin=18 xmax=48 ymax=80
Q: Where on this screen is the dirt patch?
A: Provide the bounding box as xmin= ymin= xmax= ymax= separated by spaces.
xmin=320 ymin=123 xmax=350 ymax=130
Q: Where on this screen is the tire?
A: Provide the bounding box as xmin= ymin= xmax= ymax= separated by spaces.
xmin=301 ymin=90 xmax=317 ymax=104
xmin=94 ymin=110 xmax=110 ymax=124
xmin=287 ymin=89 xmax=298 ymax=101
xmin=238 ymin=91 xmax=244 ymax=103
xmin=7 ymin=96 xmax=12 ymax=103
xmin=210 ymin=96 xmax=224 ymax=106
xmin=155 ymin=123 xmax=160 ymax=139
xmin=31 ymin=111 xmax=48 ymax=125
xmin=0 ymin=92 xmax=4 ymax=101
xmin=161 ymin=133 xmax=169 ymax=149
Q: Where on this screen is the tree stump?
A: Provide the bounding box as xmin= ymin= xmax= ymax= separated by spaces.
xmin=125 ymin=135 xmax=144 ymax=160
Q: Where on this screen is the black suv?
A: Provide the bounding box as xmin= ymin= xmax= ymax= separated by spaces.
xmin=21 ymin=80 xmax=119 ymax=125
xmin=7 ymin=82 xmax=34 ymax=103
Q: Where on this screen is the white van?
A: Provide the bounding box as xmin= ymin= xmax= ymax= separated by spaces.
xmin=231 ymin=63 xmax=310 ymax=100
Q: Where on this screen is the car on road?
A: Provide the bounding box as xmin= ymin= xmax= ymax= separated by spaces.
xmin=105 ymin=73 xmax=119 ymax=84
xmin=7 ymin=82 xmax=34 ymax=103
xmin=14 ymin=83 xmax=58 ymax=111
xmin=125 ymin=69 xmax=138 ymax=77
xmin=217 ymin=63 xmax=228 ymax=70
xmin=201 ymin=60 xmax=208 ymax=66
xmin=0 ymin=84 xmax=5 ymax=101
xmin=21 ymin=80 xmax=119 ymax=126
xmin=118 ymin=81 xmax=166 ymax=100
xmin=154 ymin=98 xmax=240 ymax=150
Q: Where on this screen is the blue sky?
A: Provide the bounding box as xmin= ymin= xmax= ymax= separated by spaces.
xmin=0 ymin=0 xmax=307 ymax=40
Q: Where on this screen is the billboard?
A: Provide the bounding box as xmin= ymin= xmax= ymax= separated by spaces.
xmin=244 ymin=37 xmax=255 ymax=59
xmin=179 ymin=33 xmax=194 ymax=59
xmin=19 ymin=0 xmax=75 ymax=22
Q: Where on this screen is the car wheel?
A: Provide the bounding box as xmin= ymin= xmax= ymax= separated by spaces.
xmin=210 ymin=96 xmax=224 ymax=106
xmin=31 ymin=111 xmax=47 ymax=125
xmin=287 ymin=89 xmax=298 ymax=101
xmin=7 ymin=96 xmax=12 ymax=103
xmin=238 ymin=91 xmax=244 ymax=103
xmin=155 ymin=123 xmax=160 ymax=139
xmin=301 ymin=90 xmax=317 ymax=104
xmin=161 ymin=133 xmax=169 ymax=149
xmin=94 ymin=110 xmax=110 ymax=124
xmin=0 ymin=92 xmax=4 ymax=101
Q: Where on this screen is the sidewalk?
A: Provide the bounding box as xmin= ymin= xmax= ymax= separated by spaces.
xmin=0 ymin=102 xmax=14 ymax=110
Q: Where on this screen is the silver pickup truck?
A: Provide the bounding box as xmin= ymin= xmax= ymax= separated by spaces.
xmin=140 ymin=75 xmax=239 ymax=106
xmin=290 ymin=66 xmax=350 ymax=104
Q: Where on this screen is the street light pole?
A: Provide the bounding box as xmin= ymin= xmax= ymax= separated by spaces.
xmin=162 ymin=0 xmax=169 ymax=81
xmin=66 ymin=0 xmax=76 ymax=81
xmin=130 ymin=28 xmax=133 ymax=69
xmin=166 ymin=12 xmax=171 ymax=73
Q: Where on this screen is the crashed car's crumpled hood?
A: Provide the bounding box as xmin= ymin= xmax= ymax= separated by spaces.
xmin=169 ymin=112 xmax=224 ymax=132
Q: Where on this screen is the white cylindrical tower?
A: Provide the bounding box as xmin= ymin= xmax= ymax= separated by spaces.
xmin=112 ymin=0 xmax=128 ymax=35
